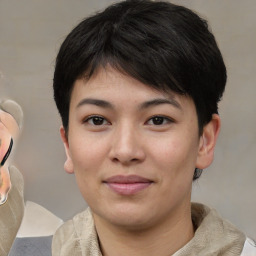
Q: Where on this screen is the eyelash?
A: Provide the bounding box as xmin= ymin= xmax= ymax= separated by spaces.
xmin=83 ymin=115 xmax=173 ymax=126
xmin=83 ymin=115 xmax=110 ymax=126
xmin=146 ymin=115 xmax=173 ymax=126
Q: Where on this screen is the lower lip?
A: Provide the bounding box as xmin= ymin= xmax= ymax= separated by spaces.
xmin=105 ymin=182 xmax=152 ymax=195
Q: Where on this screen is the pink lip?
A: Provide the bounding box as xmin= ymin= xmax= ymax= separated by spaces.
xmin=104 ymin=175 xmax=153 ymax=195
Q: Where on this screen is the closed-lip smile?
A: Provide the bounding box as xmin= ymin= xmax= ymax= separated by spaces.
xmin=103 ymin=175 xmax=153 ymax=195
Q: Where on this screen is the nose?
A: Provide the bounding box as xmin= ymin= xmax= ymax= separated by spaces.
xmin=109 ymin=123 xmax=146 ymax=165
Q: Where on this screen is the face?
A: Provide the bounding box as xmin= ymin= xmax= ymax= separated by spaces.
xmin=61 ymin=67 xmax=219 ymax=230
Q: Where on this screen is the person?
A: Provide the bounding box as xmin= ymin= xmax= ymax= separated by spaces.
xmin=51 ymin=0 xmax=255 ymax=255
xmin=1 ymin=0 xmax=255 ymax=255
xmin=0 ymin=100 xmax=23 ymax=205
xmin=0 ymin=100 xmax=24 ymax=256
xmin=0 ymin=100 xmax=63 ymax=256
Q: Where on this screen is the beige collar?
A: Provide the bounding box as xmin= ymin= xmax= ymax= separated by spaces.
xmin=52 ymin=203 xmax=246 ymax=256
xmin=173 ymin=203 xmax=246 ymax=256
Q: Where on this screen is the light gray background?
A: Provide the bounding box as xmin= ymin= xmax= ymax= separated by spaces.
xmin=0 ymin=0 xmax=255 ymax=239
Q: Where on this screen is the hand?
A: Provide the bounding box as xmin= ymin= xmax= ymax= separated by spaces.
xmin=0 ymin=100 xmax=24 ymax=255
xmin=0 ymin=100 xmax=23 ymax=205
xmin=0 ymin=166 xmax=24 ymax=256
xmin=0 ymin=122 xmax=13 ymax=204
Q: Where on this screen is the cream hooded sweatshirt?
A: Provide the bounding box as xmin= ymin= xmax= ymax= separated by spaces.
xmin=52 ymin=203 xmax=253 ymax=256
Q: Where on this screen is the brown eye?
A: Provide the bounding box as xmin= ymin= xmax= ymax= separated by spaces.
xmin=83 ymin=115 xmax=109 ymax=126
xmin=151 ymin=116 xmax=164 ymax=125
xmin=146 ymin=115 xmax=173 ymax=126
xmin=146 ymin=116 xmax=172 ymax=126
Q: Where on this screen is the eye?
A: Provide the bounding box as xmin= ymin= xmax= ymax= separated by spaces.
xmin=84 ymin=115 xmax=110 ymax=126
xmin=146 ymin=115 xmax=172 ymax=125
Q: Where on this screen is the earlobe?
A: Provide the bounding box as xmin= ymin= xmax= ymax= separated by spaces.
xmin=196 ymin=114 xmax=221 ymax=169
xmin=60 ymin=126 xmax=74 ymax=174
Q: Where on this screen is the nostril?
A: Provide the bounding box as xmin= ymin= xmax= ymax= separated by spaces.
xmin=111 ymin=156 xmax=141 ymax=165
xmin=112 ymin=157 xmax=119 ymax=163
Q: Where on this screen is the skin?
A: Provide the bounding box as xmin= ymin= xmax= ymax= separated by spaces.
xmin=0 ymin=109 xmax=19 ymax=163
xmin=0 ymin=110 xmax=19 ymax=139
xmin=60 ymin=67 xmax=220 ymax=256
xmin=0 ymin=110 xmax=20 ymax=204
xmin=0 ymin=123 xmax=12 ymax=164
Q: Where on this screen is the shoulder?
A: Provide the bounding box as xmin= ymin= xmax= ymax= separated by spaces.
xmin=52 ymin=208 xmax=96 ymax=256
xmin=53 ymin=208 xmax=91 ymax=242
xmin=52 ymin=210 xmax=86 ymax=256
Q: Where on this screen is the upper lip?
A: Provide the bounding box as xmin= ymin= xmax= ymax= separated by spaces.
xmin=104 ymin=175 xmax=153 ymax=184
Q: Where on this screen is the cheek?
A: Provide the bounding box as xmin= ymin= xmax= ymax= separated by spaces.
xmin=148 ymin=133 xmax=199 ymax=176
xmin=69 ymin=134 xmax=109 ymax=175
xmin=148 ymin=135 xmax=199 ymax=205
xmin=69 ymin=136 xmax=106 ymax=203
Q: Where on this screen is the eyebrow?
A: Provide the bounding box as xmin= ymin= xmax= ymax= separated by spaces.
xmin=139 ymin=98 xmax=181 ymax=110
xmin=77 ymin=98 xmax=114 ymax=109
xmin=76 ymin=97 xmax=181 ymax=110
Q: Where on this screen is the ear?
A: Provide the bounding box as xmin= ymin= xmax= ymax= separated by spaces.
xmin=60 ymin=126 xmax=74 ymax=174
xmin=196 ymin=114 xmax=221 ymax=169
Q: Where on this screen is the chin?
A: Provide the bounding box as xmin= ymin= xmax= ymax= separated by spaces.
xmin=93 ymin=202 xmax=158 ymax=231
xmin=109 ymin=214 xmax=153 ymax=231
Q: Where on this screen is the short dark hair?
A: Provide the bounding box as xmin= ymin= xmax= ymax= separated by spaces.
xmin=53 ymin=0 xmax=227 ymax=179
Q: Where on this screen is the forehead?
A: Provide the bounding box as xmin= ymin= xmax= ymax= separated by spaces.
xmin=69 ymin=66 xmax=196 ymax=117
xmin=72 ymin=67 xmax=182 ymax=102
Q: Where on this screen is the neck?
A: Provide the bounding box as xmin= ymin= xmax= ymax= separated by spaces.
xmin=93 ymin=205 xmax=194 ymax=256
